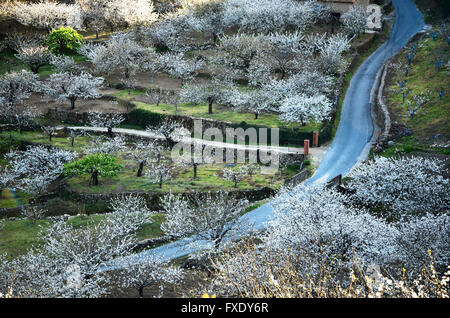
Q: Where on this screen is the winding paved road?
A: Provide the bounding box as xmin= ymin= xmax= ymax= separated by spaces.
xmin=309 ymin=0 xmax=424 ymax=184
xmin=109 ymin=0 xmax=425 ymax=266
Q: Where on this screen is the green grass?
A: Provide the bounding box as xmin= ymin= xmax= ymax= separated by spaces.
xmin=136 ymin=214 xmax=165 ymax=241
xmin=66 ymin=160 xmax=296 ymax=194
xmin=0 ymin=131 xmax=93 ymax=153
xmin=0 ymin=49 xmax=87 ymax=77
xmin=0 ymin=189 xmax=30 ymax=209
xmin=81 ymin=30 xmax=115 ymax=41
xmin=113 ymin=89 xmax=146 ymax=99
xmin=380 ymin=34 xmax=450 ymax=156
xmin=0 ymin=212 xmax=165 ymax=259
xmin=126 ymin=99 xmax=321 ymax=132
xmin=241 ymin=200 xmax=269 ymax=215
xmin=66 ymin=214 xmax=107 ymax=228
xmin=0 ymin=219 xmax=51 ymax=259
xmin=0 ymin=130 xmax=296 ymax=195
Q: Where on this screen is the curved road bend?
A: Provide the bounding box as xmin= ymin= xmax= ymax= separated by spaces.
xmin=309 ymin=0 xmax=424 ymax=184
xmin=108 ymin=0 xmax=425 ymax=266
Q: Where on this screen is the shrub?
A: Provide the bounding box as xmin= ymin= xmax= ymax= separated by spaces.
xmin=63 ymin=153 xmax=122 ymax=186
xmin=0 ymin=136 xmax=21 ymax=155
xmin=45 ymin=198 xmax=80 ymax=216
xmin=47 ymin=27 xmax=83 ymax=55
xmin=127 ymin=108 xmax=166 ymax=129
xmin=84 ymin=200 xmax=111 ymax=215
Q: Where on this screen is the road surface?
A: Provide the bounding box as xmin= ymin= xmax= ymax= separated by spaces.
xmin=108 ymin=0 xmax=425 ymax=266
xmin=309 ymin=0 xmax=424 ymax=183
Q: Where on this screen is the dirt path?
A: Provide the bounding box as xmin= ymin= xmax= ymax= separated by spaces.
xmin=68 ymin=125 xmax=327 ymax=159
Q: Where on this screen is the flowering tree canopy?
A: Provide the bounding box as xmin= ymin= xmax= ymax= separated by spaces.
xmin=160 ymin=191 xmax=249 ymax=252
xmin=346 ymin=156 xmax=449 ymax=218
xmin=12 ymin=1 xmax=83 ymax=31
xmin=5 ymin=145 xmax=76 ymax=195
xmin=44 ymin=72 xmax=104 ymax=110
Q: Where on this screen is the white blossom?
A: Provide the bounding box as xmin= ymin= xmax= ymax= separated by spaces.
xmin=279 ymin=93 xmax=333 ymax=126
xmin=15 ymin=45 xmax=50 ymax=74
xmin=342 ymin=4 xmax=368 ymax=37
xmin=160 ymin=192 xmax=249 ymax=252
xmin=12 ymin=1 xmax=83 ymax=31
xmin=87 ymin=111 xmax=125 ymax=135
xmin=81 ymin=34 xmax=154 ymax=83
xmin=5 ymin=145 xmax=76 ymax=195
xmin=266 ymin=185 xmax=399 ymax=275
xmin=319 ymin=33 xmax=351 ymax=74
xmin=222 ymin=165 xmax=249 ymax=188
xmin=346 ymin=156 xmax=449 ymax=217
xmin=85 ymin=135 xmax=127 ymax=155
xmin=44 ymin=72 xmax=104 ymax=109
xmin=117 ymin=254 xmax=184 ymax=298
xmin=0 ymin=70 xmax=39 ymax=107
xmin=159 ymin=52 xmax=205 ymax=85
xmin=145 ymin=161 xmax=174 ymax=188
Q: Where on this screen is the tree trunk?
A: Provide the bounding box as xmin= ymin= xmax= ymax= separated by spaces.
xmin=59 ymin=40 xmax=65 ymax=54
xmin=30 ymin=65 xmax=39 ymax=74
xmin=208 ymin=101 xmax=213 ymax=114
xmin=193 ymin=164 xmax=198 ymax=179
xmin=49 ymin=132 xmax=53 ymax=142
xmin=159 ymin=176 xmax=163 ymax=188
xmin=254 ymin=113 xmax=258 ymax=120
xmin=96 ymin=32 xmax=99 ymax=39
xmin=71 ymin=136 xmax=74 ymax=147
xmin=137 ymin=161 xmax=144 ymax=177
xmin=139 ymin=286 xmax=144 ymax=298
xmin=91 ymin=169 xmax=99 ymax=186
xmin=107 ymin=127 xmax=113 ymax=137
xmin=70 ymin=97 xmax=76 ymax=110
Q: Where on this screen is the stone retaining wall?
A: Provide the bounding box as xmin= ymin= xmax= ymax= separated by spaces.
xmin=58 ymin=182 xmax=276 ymax=212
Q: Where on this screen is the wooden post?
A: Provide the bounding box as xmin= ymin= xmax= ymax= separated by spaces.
xmin=304 ymin=140 xmax=310 ymax=156
xmin=312 ymin=131 xmax=319 ymax=147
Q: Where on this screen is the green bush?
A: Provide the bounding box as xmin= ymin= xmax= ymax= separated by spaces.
xmin=45 ymin=198 xmax=80 ymax=216
xmin=127 ymin=108 xmax=332 ymax=147
xmin=231 ymin=121 xmax=330 ymax=147
xmin=127 ymin=108 xmax=166 ymax=129
xmin=84 ymin=200 xmax=111 ymax=215
xmin=48 ymin=27 xmax=83 ymax=54
xmin=0 ymin=136 xmax=21 ymax=155
xmin=63 ymin=153 xmax=122 ymax=186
